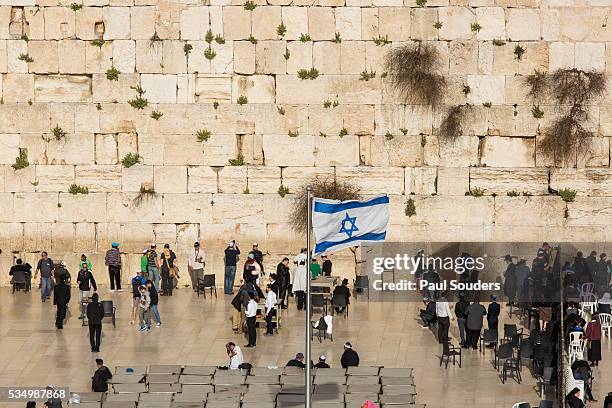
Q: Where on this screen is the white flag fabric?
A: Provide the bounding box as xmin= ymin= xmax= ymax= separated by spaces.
xmin=312 ymin=195 xmax=389 ymax=256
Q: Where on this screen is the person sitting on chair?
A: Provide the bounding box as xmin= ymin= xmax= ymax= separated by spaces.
xmin=419 ymin=298 xmax=437 ymax=328
xmin=9 ymin=258 xmax=32 ymax=291
xmin=332 ymin=279 xmax=351 ymax=313
xmin=314 ymin=355 xmax=330 ymax=368
xmin=286 ymin=353 xmax=306 ymax=368
xmin=340 ymin=342 xmax=360 ymax=368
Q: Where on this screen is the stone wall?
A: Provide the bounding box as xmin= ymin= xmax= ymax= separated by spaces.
xmin=0 ymin=0 xmax=611 ymax=285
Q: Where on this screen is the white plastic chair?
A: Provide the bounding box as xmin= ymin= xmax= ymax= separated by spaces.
xmin=568 ymin=339 xmax=584 ymax=364
xmin=569 ymin=331 xmax=583 ymax=343
xmin=598 ymin=313 xmax=612 ymax=337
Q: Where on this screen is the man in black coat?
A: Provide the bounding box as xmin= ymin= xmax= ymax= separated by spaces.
xmin=9 ymin=258 xmax=32 ymax=291
xmin=486 ymin=295 xmax=501 ymax=347
xmin=286 ymin=353 xmax=306 ymax=368
xmin=276 ymin=258 xmax=290 ymax=309
xmin=91 ymin=358 xmax=113 ymax=392
xmin=314 ymin=356 xmax=330 ymax=368
xmin=86 ymin=293 xmax=104 ymax=352
xmin=53 ymin=276 xmax=71 ymax=329
xmin=248 ymin=242 xmax=265 ymax=274
xmin=321 ymin=255 xmax=332 ymax=276
xmin=340 ymin=342 xmax=360 ymax=368
xmin=332 ymin=279 xmax=351 ymax=313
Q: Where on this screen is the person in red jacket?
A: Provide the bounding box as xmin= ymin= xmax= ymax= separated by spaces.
xmin=585 ymin=313 xmax=602 ymax=366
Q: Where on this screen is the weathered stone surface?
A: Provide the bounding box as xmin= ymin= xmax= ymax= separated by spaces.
xmin=58 ymin=192 xmax=107 ymax=222
xmin=211 ymin=193 xmax=264 ymax=224
xmin=232 ymin=75 xmax=275 ymax=104
xmin=494 ymin=196 xmax=565 ymax=226
xmin=13 ymin=192 xmax=59 ymax=222
xmin=216 ymin=166 xmax=245 ymax=193
xmin=154 ymin=165 xmax=188 ymax=193
xmin=2 ymin=73 xmax=34 ymax=103
xmin=506 ymin=8 xmax=540 ymax=41
xmin=162 ymin=193 xmax=212 ymax=223
xmin=141 ymin=74 xmax=177 ymax=103
xmin=314 ymin=135 xmax=359 ymax=166
xmin=470 ymin=167 xmax=549 ymax=195
xmin=35 ymin=165 xmax=75 ymax=191
xmin=122 ymin=165 xmax=154 ymax=192
xmin=75 ymin=165 xmax=122 ymax=192
xmin=246 ymin=166 xmax=280 ymax=193
xmin=281 ymin=166 xmax=334 ymax=191
xmin=550 ymin=168 xmax=612 ymax=196
xmin=195 ymin=74 xmax=232 ymax=102
xmin=438 ymin=7 xmax=473 ymax=41
xmin=262 ymin=134 xmax=315 ymax=166
xmin=336 ymin=166 xmax=404 ymax=194
xmin=106 ymin=192 xmax=163 ymax=223
xmin=567 ymin=197 xmax=612 ymax=227
xmin=405 ymin=167 xmax=436 ymax=195
xmin=436 ymin=167 xmax=469 ymax=195
xmin=475 ymin=7 xmax=505 ymax=40
xmin=34 ymin=75 xmax=92 ymax=102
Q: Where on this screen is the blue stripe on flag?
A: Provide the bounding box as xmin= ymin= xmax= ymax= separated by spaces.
xmin=313 ymin=231 xmax=386 ymax=254
xmin=313 ymin=195 xmax=389 ymax=214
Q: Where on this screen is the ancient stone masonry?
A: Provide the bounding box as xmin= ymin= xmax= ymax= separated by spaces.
xmin=0 ymin=0 xmax=611 ymax=284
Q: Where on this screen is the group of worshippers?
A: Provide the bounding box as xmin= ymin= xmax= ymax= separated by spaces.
xmin=419 ymin=292 xmax=500 ymax=349
xmin=285 ymin=342 xmax=359 ymax=369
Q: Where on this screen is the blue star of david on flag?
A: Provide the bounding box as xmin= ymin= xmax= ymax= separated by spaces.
xmin=311 ymin=195 xmax=389 ymax=256
xmin=338 ymin=213 xmax=359 ymax=238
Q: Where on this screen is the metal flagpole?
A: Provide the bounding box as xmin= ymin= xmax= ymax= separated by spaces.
xmin=305 ymin=187 xmax=312 ymax=408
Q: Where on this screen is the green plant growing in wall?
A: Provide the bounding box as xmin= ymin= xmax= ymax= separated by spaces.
xmin=471 ymin=22 xmax=481 ymax=32
xmin=492 ymin=39 xmax=505 ymax=46
xmin=150 ymin=110 xmax=163 ymax=120
xmin=507 ymin=190 xmax=520 ymax=197
xmin=248 ymin=35 xmax=258 ymax=44
xmin=70 ymin=3 xmax=82 ymax=10
xmin=531 ymin=105 xmax=544 ymax=119
xmin=558 ymin=188 xmax=577 ymax=203
xmin=278 ymin=185 xmax=290 ymax=197
xmin=332 ymin=101 xmax=339 ymax=107
xmin=482 ymin=102 xmax=492 ymax=108
xmin=204 ymin=46 xmax=216 ymax=60
xmin=466 ymin=188 xmax=484 ymax=197
xmin=385 ymin=132 xmax=394 ymax=140
xmin=18 ymin=53 xmax=33 ymax=63
xmin=105 ymin=66 xmax=120 ymax=81
xmin=400 ymin=128 xmax=408 ymax=135
xmin=21 ymin=33 xmax=29 ymax=42
xmin=121 ymin=152 xmax=141 ymax=168
xmin=68 ymin=184 xmax=89 ymax=194
xmin=283 ymin=48 xmax=290 ymax=60
xmin=196 ymin=129 xmax=211 ymax=142
xmin=360 ymin=70 xmax=376 ymax=81
xmin=462 ymin=85 xmax=471 ymax=96
xmin=213 ymin=101 xmax=219 ymax=109
xmin=228 ymin=154 xmax=245 ymax=166
xmin=373 ymin=35 xmax=390 ymax=46
xmin=297 ymin=68 xmax=319 ymax=80
xmin=514 ymin=45 xmax=525 ymax=60
xmin=332 ymin=32 xmax=342 ymax=43
xmin=244 ymin=0 xmax=257 ymax=10
xmin=96 ymin=103 xmax=102 ymax=110
xmin=299 ymin=33 xmax=311 ymax=42
xmin=184 ymin=43 xmax=193 ymax=57
xmin=420 ymin=135 xmax=427 ymax=147
xmin=237 ymin=95 xmax=248 ymax=105
xmin=319 ymin=132 xmax=327 ymax=137
xmin=277 ymin=23 xmax=287 ymax=37
xmin=339 ymin=127 xmax=348 ymax=137
xmin=205 ymin=29 xmax=214 ymax=44
xmin=415 ymin=0 xmax=427 ymax=6
xmin=214 ymin=35 xmax=225 ymax=44
xmin=288 ymin=130 xmax=299 ymax=137
xmin=405 ymin=198 xmax=416 ymax=217
xmin=51 ymin=124 xmax=67 ymax=141
xmin=433 ymin=21 xmax=443 ymax=29
xmin=128 ymin=85 xmax=148 ymax=110
xmin=323 ymin=100 xmax=332 ymax=108
xmin=133 ymin=184 xmax=157 ymax=207
xmin=277 ymin=106 xmax=285 ymax=115
xmin=12 ymin=149 xmax=29 ymax=171
xmin=91 ymin=39 xmax=105 ymax=48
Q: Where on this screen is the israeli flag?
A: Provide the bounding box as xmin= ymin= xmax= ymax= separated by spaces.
xmin=312 ymin=195 xmax=389 ymax=256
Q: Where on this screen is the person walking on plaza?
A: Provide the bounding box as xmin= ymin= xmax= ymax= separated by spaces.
xmin=104 ymin=242 xmax=122 ymax=292
xmin=341 ymin=342 xmax=360 ymax=368
xmin=435 ymin=293 xmax=452 ymax=344
xmin=91 ymin=359 xmax=112 ymax=392
xmin=147 ymin=280 xmax=161 ymax=327
xmin=53 ymin=275 xmax=71 ymax=329
xmin=77 ymin=262 xmax=97 ymax=320
xmin=454 ymin=293 xmax=470 ymax=347
xmin=130 ymin=270 xmax=146 ymax=325
xmin=86 ymin=293 xmax=104 ymax=352
xmin=585 ymin=313 xmax=602 ymax=366
xmin=245 ymin=292 xmax=258 ymax=348
xmin=264 ymin=284 xmax=277 ymax=336
xmin=466 ymin=298 xmax=487 ymax=350
xmin=188 ymin=241 xmax=205 ymax=292
xmin=138 ymin=285 xmax=151 ymax=332
xmin=224 ymin=240 xmax=241 ymax=294
xmin=146 ymin=244 xmax=160 ymax=289
xmin=276 ymin=257 xmax=290 ymax=309
xmin=321 ymin=254 xmax=332 ymax=276
xmin=160 ymin=244 xmax=177 ymax=296
xmin=35 ymin=251 xmax=54 ymax=302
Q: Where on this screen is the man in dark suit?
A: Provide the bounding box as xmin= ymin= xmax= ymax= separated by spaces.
xmin=340 ymin=342 xmax=360 ymax=368
xmin=486 ymin=295 xmax=501 ymax=347
xmin=332 ymin=278 xmax=351 ymax=313
xmin=53 ymin=276 xmax=71 ymax=329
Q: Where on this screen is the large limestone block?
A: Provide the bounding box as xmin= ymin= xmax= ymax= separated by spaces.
xmin=339 ymin=41 xmax=365 ymax=75
xmin=475 ymin=7 xmax=505 ymax=40
xmin=0 ymin=222 xmax=23 ymax=250
xmin=286 ymin=41 xmax=312 ymax=74
xmin=449 ymin=40 xmax=478 ymax=75
xmin=180 ymin=6 xmax=209 ymax=40
xmin=578 ymin=137 xmax=609 ymax=168
xmin=7 ymin=40 xmax=27 ymax=73
xmin=35 ymin=165 xmax=75 ymax=192
xmin=255 ymin=41 xmax=287 ymax=75
xmin=329 ymin=75 xmax=382 ymax=104
xmin=113 ymin=40 xmax=136 ymax=73
xmin=313 ymin=42 xmax=340 ymax=74
xmin=263 ymin=194 xmax=295 ymax=224
xmin=0 ymin=192 xmax=13 ymax=221
xmin=425 ymin=135 xmax=480 ymax=167
xmin=34 ymin=74 xmax=92 ymax=102
xmin=246 ymin=166 xmax=280 ymax=193
xmin=234 ymin=41 xmax=255 ymax=74
xmin=398 ymin=195 xmax=494 ymax=226
xmin=75 ymin=165 xmax=122 ymax=192
xmin=495 ymin=196 xmax=565 ymax=226
xmin=574 ymin=42 xmax=605 ymax=72
xmin=45 ymin=133 xmax=95 ymax=165
xmin=153 ymin=165 xmax=187 ymax=193
xmin=262 ymin=134 xmax=315 ymax=166
xmin=130 ymin=6 xmax=156 ymax=39
xmin=470 ymin=167 xmax=548 ymax=195
xmin=106 ymin=192 xmax=163 ymax=223
xmin=211 ymin=193 xmax=264 ymax=224
xmin=58 ymin=192 xmax=107 ymax=222
xmin=135 ymin=40 xmax=163 ymax=73
xmin=201 ymin=134 xmax=238 ymax=166
xmin=186 ymin=41 xmax=211 ymax=74
xmin=436 ymin=167 xmax=469 ymax=195
xmin=366 ymin=135 xmax=421 ymax=167
xmin=122 ymin=165 xmax=154 ymax=192
xmin=308 ymin=7 xmax=335 ymax=41
xmin=92 ymin=73 xmax=139 ymax=103
xmin=241 ymin=132 xmax=264 ymax=165
xmin=28 ymin=40 xmax=58 ymax=73
xmin=194 ymin=74 xmax=231 ymax=102
xmin=254 ymin=104 xmax=309 ymax=135
xmin=22 ymin=223 xmax=52 ymax=252
xmin=438 ymin=7 xmax=473 ymax=41
xmin=211 ymin=43 xmax=234 ymax=74
xmin=0 ymin=134 xmax=19 ymax=165
xmin=276 ymin=75 xmax=326 ymax=105
xmin=549 ymin=42 xmax=574 ymax=71
xmin=410 ymin=8 xmax=437 ymax=41
xmin=216 ymin=166 xmax=245 ymax=193
xmin=558 ymin=7 xmax=591 ymax=42
xmin=481 ymin=137 xmax=535 ymax=167
xmin=103 ymin=7 xmax=130 ymax=39
xmin=58 ymin=40 xmax=86 ymax=73
xmin=44 ymin=7 xmax=75 ymax=40
xmin=335 ymin=7 xmax=362 ymax=41
xmin=252 ymin=6 xmax=281 ymax=40
xmin=518 ymin=42 xmax=549 ymax=75
xmin=314 ymin=135 xmax=359 ymax=166
xmin=567 ymin=197 xmax=612 ymax=227
xmin=506 ymin=8 xmax=540 ymax=41
xmin=550 ymin=168 xmax=612 ymax=196
xmin=2 ymin=73 xmax=34 ymax=103
xmin=223 ymin=6 xmax=251 ymax=40
xmin=281 ymin=166 xmax=334 ymax=191
xmin=281 ymin=7 xmax=308 ymax=41
xmin=13 ymin=192 xmax=59 ymax=222
xmin=405 ymin=167 xmax=437 ymax=195
xmin=74 ymin=222 xmax=96 ymax=253
xmin=0 ymin=40 xmax=7 ymax=72
xmin=162 ymin=193 xmax=213 ymax=223
xmin=162 ymin=40 xmax=187 ymax=74
xmin=141 ymin=74 xmax=177 ymax=103
xmin=0 ymin=105 xmax=49 ymax=133
xmin=336 ymin=166 xmax=404 ymax=194
xmin=94 ymin=133 xmax=118 ymax=164
xmin=467 ymin=75 xmax=505 ymax=105
xmin=4 ymin=163 xmax=35 ymax=192
xmin=75 ymin=6 xmax=104 ymax=40
xmin=232 ymin=75 xmax=275 ymax=104
xmin=378 ymin=7 xmax=411 ymax=41
xmin=75 ymin=105 xmax=101 ymax=134
xmin=361 ymin=8 xmax=378 ymax=39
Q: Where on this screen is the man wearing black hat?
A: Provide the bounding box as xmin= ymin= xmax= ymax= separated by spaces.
xmin=595 ymin=253 xmax=609 ymax=295
xmin=340 ymin=342 xmax=359 ymax=368
xmin=53 ymin=276 xmax=71 ymax=329
xmin=332 ymin=279 xmax=351 ymax=313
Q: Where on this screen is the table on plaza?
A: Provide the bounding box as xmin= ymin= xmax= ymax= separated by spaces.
xmin=311 ymin=276 xmax=339 ymax=294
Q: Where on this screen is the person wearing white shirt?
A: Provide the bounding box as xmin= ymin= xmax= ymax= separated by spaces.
xmin=226 ymin=342 xmax=244 ymax=369
xmin=188 ymin=242 xmax=205 ymax=292
xmin=264 ymin=285 xmax=277 ymax=336
xmin=245 ymin=293 xmax=258 ymax=347
xmin=435 ymin=293 xmax=453 ymax=344
xmin=292 ymin=253 xmax=308 ymax=311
